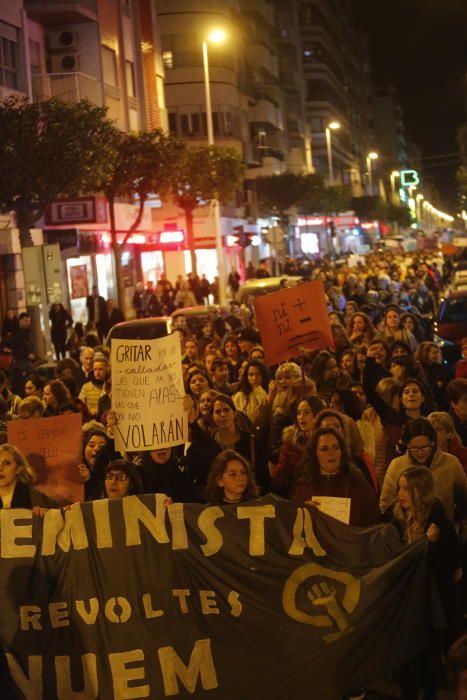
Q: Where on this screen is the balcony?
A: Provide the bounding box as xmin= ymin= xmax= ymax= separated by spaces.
xmin=24 ymin=0 xmax=97 ymax=26
xmin=32 ymin=72 xmax=103 ymax=106
xmin=249 ymin=98 xmax=283 ymax=130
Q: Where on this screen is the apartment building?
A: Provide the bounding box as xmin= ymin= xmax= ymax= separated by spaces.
xmin=156 ymin=0 xmax=313 ymax=277
xmin=372 ymin=85 xmax=410 ymax=194
xmin=298 ymin=0 xmax=375 ymax=194
xmin=0 ymin=0 xmax=167 ymax=328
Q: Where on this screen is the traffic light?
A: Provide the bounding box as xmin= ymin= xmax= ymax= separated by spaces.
xmin=227 ymin=226 xmax=260 ymax=248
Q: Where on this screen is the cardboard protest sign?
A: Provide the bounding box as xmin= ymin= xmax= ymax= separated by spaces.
xmin=111 ymin=333 xmax=188 ymax=453
xmin=316 ymin=496 xmax=351 ymax=524
xmin=7 ymin=412 xmax=83 ymax=504
xmin=0 ymin=496 xmax=435 ymax=700
xmin=254 ymin=280 xmax=333 ymax=366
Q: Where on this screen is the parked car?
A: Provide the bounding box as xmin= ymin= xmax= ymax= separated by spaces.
xmin=105 ymin=317 xmax=173 ymax=346
xmin=433 ymin=290 xmax=467 ymax=364
xmin=237 ymin=276 xmax=304 ymax=304
xmin=171 ymin=305 xmax=230 ymax=335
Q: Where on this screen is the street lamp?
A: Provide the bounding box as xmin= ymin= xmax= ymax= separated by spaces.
xmin=325 ymin=121 xmax=340 ymax=186
xmin=366 ymin=152 xmax=378 ymax=195
xmin=390 ymin=170 xmax=400 ymax=202
xmin=202 ymin=29 xmax=227 ymax=306
xmin=416 ymin=193 xmax=424 ymax=226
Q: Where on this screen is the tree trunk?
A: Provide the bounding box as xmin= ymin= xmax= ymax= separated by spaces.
xmin=16 ymin=210 xmax=34 ymax=247
xmin=183 ymin=206 xmax=197 ymax=276
xmin=108 ymin=199 xmax=125 ymax=312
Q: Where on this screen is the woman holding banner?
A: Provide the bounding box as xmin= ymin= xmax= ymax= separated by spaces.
xmin=291 ymin=427 xmax=380 ymax=527
xmin=184 ymin=394 xmax=270 ymax=499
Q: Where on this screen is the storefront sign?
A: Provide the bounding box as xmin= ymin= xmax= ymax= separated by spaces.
xmin=254 ymin=280 xmax=333 ymax=365
xmin=0 ymin=496 xmax=435 ymax=700
xmin=7 ymin=413 xmax=83 ymax=504
xmin=46 ymin=197 xmax=101 ymax=225
xmin=111 ymin=334 xmax=188 ymax=452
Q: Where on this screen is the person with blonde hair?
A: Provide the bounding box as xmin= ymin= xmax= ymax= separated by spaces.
xmin=18 ymin=396 xmax=43 ymax=420
xmin=428 ymin=411 xmax=467 ymax=474
xmin=0 ymin=443 xmax=56 ymax=509
xmin=385 ymin=466 xmax=462 ymax=699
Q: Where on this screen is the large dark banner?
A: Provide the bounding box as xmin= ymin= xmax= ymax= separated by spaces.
xmin=0 ymin=495 xmax=438 ymax=700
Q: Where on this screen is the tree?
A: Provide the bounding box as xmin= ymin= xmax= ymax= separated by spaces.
xmin=255 ymin=172 xmax=311 ymax=216
xmin=98 ymin=128 xmax=181 ymax=309
xmin=170 ymin=145 xmax=243 ymax=276
xmin=0 ymin=97 xmax=115 ymax=246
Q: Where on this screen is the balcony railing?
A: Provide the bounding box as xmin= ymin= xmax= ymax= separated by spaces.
xmin=24 ymin=0 xmax=97 ymax=25
xmin=32 ymin=72 xmax=103 ymax=106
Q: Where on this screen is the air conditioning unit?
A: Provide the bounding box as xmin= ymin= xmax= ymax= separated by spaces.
xmin=49 ymin=53 xmax=79 ymax=73
xmin=48 ymin=30 xmax=78 ymax=52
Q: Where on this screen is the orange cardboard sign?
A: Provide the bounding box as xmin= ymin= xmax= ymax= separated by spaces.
xmin=7 ymin=413 xmax=84 ymax=505
xmin=253 ymin=280 xmax=333 ymax=365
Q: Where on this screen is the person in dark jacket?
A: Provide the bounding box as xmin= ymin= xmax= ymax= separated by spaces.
xmin=86 ymin=285 xmax=107 ymax=341
xmin=137 ymin=447 xmax=196 ymax=502
xmin=384 ymin=466 xmax=462 ymax=699
xmin=102 ymin=298 xmax=125 ymax=338
xmin=184 ymin=394 xmax=269 ymax=501
xmin=7 ymin=312 xmax=35 ymax=395
xmin=49 ymin=303 xmax=73 ymax=361
xmin=78 ymin=429 xmax=113 ymax=501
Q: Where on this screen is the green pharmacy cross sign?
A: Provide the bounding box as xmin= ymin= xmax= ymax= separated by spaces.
xmin=400 ymin=169 xmax=420 ymax=187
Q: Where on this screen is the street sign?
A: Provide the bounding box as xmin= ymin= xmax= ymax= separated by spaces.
xmin=400 ymin=169 xmax=420 ymax=187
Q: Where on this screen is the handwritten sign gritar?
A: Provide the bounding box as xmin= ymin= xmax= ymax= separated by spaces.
xmin=7 ymin=413 xmax=83 ymax=504
xmin=254 ymin=280 xmax=333 ymax=366
xmin=111 ymin=334 xmax=188 ymax=452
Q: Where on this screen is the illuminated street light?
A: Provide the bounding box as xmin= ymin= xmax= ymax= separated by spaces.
xmin=202 ymin=29 xmax=228 ymax=306
xmin=325 ymin=121 xmax=340 ymax=186
xmin=366 ymin=152 xmax=378 ymax=195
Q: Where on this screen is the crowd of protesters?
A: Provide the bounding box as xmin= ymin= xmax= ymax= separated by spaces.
xmin=1 ymin=248 xmax=467 ymax=698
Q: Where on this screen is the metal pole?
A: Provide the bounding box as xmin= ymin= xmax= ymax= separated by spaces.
xmin=325 ymin=127 xmax=334 ymax=186
xmin=202 ymin=40 xmax=227 ymax=307
xmin=390 ymin=173 xmax=396 ymax=202
xmin=367 ymin=157 xmax=373 ymax=195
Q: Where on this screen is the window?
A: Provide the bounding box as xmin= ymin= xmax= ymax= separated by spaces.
xmin=299 ymin=4 xmax=312 ymax=24
xmin=125 ymin=60 xmax=136 ymax=97
xmin=162 ymin=50 xmax=173 ymax=69
xmin=191 ymin=113 xmax=201 ymax=135
xmin=168 ymin=112 xmax=177 ymax=134
xmin=29 ymin=39 xmax=40 ymax=75
xmin=303 ymin=43 xmax=314 ymax=62
xmin=257 ymin=130 xmax=267 ymax=147
xmin=180 ymin=114 xmax=190 ymax=136
xmin=212 ymin=111 xmax=219 ymax=136
xmin=310 ymin=118 xmax=322 ymax=132
xmin=0 ymin=37 xmax=18 ymax=89
xmin=101 ymin=45 xmax=118 ymax=87
xmin=222 ymin=111 xmax=233 ymax=136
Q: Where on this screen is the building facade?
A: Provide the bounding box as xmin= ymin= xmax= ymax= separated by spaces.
xmin=0 ymin=0 xmax=167 ymax=335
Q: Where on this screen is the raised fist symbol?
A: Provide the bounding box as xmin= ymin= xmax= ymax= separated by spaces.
xmin=307 ymin=581 xmax=349 ymax=633
xmin=282 ymin=563 xmax=361 ymax=643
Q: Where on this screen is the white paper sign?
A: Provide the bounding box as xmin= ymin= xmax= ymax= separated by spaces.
xmin=111 ymin=334 xmax=188 ymax=452
xmin=315 ymin=496 xmax=351 ymax=525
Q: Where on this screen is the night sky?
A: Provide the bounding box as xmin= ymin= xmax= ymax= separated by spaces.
xmin=352 ymin=0 xmax=467 ymax=209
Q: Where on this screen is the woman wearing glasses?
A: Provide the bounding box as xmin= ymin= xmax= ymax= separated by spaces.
xmin=380 ymin=418 xmax=467 ymax=522
xmin=104 ymin=459 xmax=143 ymax=500
xmin=291 ymin=427 xmax=380 ymax=526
